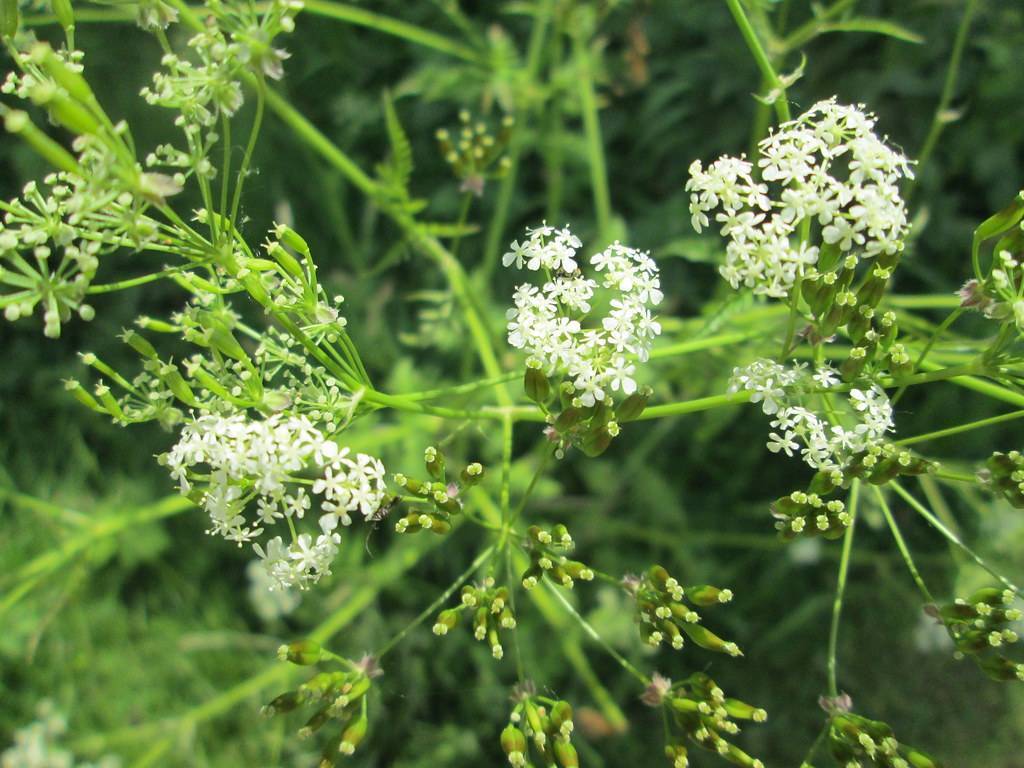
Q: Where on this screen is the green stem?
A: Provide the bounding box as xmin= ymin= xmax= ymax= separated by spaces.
xmin=571 ymin=30 xmax=612 ymax=240
xmin=875 ymin=486 xmax=936 ymax=606
xmin=374 ymin=544 xmax=496 ymax=658
xmin=826 ymin=480 xmax=858 ymax=698
xmin=395 ymin=372 xmax=520 ymax=401
xmin=724 ymin=0 xmax=792 ymax=122
xmin=895 ymin=409 xmax=1024 ymax=446
xmin=910 ymin=0 xmax=979 ymax=194
xmin=301 ymin=0 xmax=480 ymax=62
xmin=545 ymin=579 xmax=649 ymax=686
xmin=890 ymin=481 xmax=1019 ymax=594
xmin=649 ymin=329 xmax=765 ymax=360
xmin=638 ymin=391 xmax=752 ymax=420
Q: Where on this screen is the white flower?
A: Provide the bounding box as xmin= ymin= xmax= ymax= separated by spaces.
xmin=687 ymin=98 xmax=912 ymax=299
xmin=165 ymin=412 xmax=386 ymax=591
xmin=503 ymin=225 xmax=662 ymax=404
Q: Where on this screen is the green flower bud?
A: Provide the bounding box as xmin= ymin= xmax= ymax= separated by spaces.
xmin=685 ymin=585 xmax=733 ymax=606
xmin=424 ymin=445 xmax=445 ymax=480
xmin=549 ymin=700 xmax=573 ymax=729
xmin=580 ymin=424 xmax=613 ymax=457
xmin=278 ymin=639 xmax=322 ymax=666
xmin=524 ymin=363 xmax=551 ymax=405
xmin=262 ymin=691 xmax=301 ymax=716
xmin=554 ymin=739 xmax=579 ymax=768
xmin=339 ymin=710 xmax=368 ymax=755
xmin=501 ymin=724 xmax=527 ymax=756
xmin=616 ymin=386 xmax=651 ymax=422
xmin=681 ymin=623 xmax=741 ymax=656
xmin=461 ymin=462 xmax=484 ymax=486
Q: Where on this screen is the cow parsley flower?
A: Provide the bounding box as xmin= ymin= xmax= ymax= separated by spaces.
xmin=504 ymin=224 xmax=662 ymax=407
xmin=729 ymin=359 xmax=895 ymax=472
xmin=163 ymin=412 xmax=386 ymax=590
xmin=686 ymin=98 xmax=913 ymax=299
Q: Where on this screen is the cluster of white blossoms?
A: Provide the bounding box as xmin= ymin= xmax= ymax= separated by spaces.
xmin=504 ymin=224 xmax=663 ymax=406
xmin=686 ymin=98 xmax=914 ymax=298
xmin=1 ymin=701 xmax=120 ymax=768
xmin=163 ymin=412 xmax=386 ymax=590
xmin=729 ymin=359 xmax=894 ymax=472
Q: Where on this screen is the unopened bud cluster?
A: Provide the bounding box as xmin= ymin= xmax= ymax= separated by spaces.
xmin=643 ymin=672 xmax=766 ymax=768
xmin=501 ymin=690 xmax=578 ymax=768
xmin=435 ymin=110 xmax=514 ymax=196
xmin=772 ymin=446 xmax=933 ymax=540
xmin=433 ymin=576 xmax=515 ymax=660
xmin=930 ymin=587 xmax=1023 ymax=682
xmin=629 ymin=565 xmax=740 ymax=655
xmin=979 ymin=450 xmax=1024 ymax=508
xmin=393 ymin=445 xmax=484 ymax=535
xmin=520 ymin=523 xmax=593 ymax=590
xmin=828 ymin=712 xmax=940 ymax=768
xmin=264 ymin=648 xmax=374 ymax=765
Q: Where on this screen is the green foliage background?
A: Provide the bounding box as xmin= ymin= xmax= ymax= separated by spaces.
xmin=2 ymin=1 xmax=1023 ymax=766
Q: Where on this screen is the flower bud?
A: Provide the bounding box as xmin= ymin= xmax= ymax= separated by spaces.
xmin=278 ymin=639 xmax=322 ymax=666
xmin=553 ymin=740 xmax=579 ymax=768
xmin=339 ymin=710 xmax=368 ymax=755
xmin=424 ymin=446 xmax=445 ymax=480
xmin=501 ymin=724 xmax=527 ymax=758
xmin=461 ymin=462 xmax=484 ymax=486
xmin=615 ymin=387 xmax=651 ymax=422
xmin=524 ymin=363 xmax=551 ymax=405
xmin=685 ymin=585 xmax=733 ymax=606
xmin=262 ymin=691 xmax=301 ymax=716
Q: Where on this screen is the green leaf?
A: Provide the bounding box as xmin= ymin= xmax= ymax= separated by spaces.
xmin=820 ymin=18 xmax=924 ymax=44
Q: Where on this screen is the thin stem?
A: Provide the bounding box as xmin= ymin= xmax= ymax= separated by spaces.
xmin=374 ymin=545 xmax=496 ymax=658
xmin=544 ymin=579 xmax=649 ymax=686
xmin=450 ymin=191 xmax=473 ymax=259
xmin=875 ymin=486 xmax=936 ymax=606
xmin=396 ymin=372 xmax=520 ymax=401
xmin=895 ymin=409 xmax=1024 ymax=446
xmin=910 ymin=0 xmax=979 ymax=194
xmin=891 ymin=481 xmax=1018 ymax=594
xmin=230 ymin=80 xmax=266 ymax=228
xmin=301 ymin=0 xmax=481 ymax=62
xmin=571 ymin=30 xmax=612 ymax=240
xmin=724 ymin=0 xmax=792 ymax=122
xmin=827 ymin=480 xmax=859 ymax=698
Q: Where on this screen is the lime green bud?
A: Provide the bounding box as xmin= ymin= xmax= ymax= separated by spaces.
xmin=461 ymin=462 xmax=484 ymax=486
xmin=262 ymin=691 xmax=301 ymax=716
xmin=339 ymin=710 xmax=368 ymax=755
xmin=501 ymin=724 xmax=527 ymax=756
xmin=681 ymin=623 xmax=741 ymax=656
xmin=424 ymin=445 xmax=445 ymax=480
xmin=685 ymin=585 xmax=733 ymax=606
xmin=278 ymin=639 xmax=322 ymax=665
xmin=549 ymin=700 xmax=573 ymax=729
xmin=554 ymin=739 xmax=579 ymax=768
xmin=433 ymin=608 xmax=460 ymax=636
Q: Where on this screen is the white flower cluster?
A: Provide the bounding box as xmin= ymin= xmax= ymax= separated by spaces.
xmin=729 ymin=359 xmax=894 ymax=472
xmin=164 ymin=412 xmax=386 ymax=590
xmin=1 ymin=701 xmax=120 ymax=768
xmin=504 ymin=224 xmax=663 ymax=406
xmin=686 ymin=98 xmax=913 ymax=298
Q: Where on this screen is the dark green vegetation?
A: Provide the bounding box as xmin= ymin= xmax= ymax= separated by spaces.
xmin=2 ymin=1 xmax=1023 ymax=766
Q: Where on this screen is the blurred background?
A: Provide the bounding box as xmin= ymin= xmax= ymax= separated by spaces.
xmin=2 ymin=1 xmax=1023 ymax=765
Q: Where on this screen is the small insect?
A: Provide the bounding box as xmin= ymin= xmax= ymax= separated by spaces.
xmin=364 ymin=495 xmax=399 ymax=556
